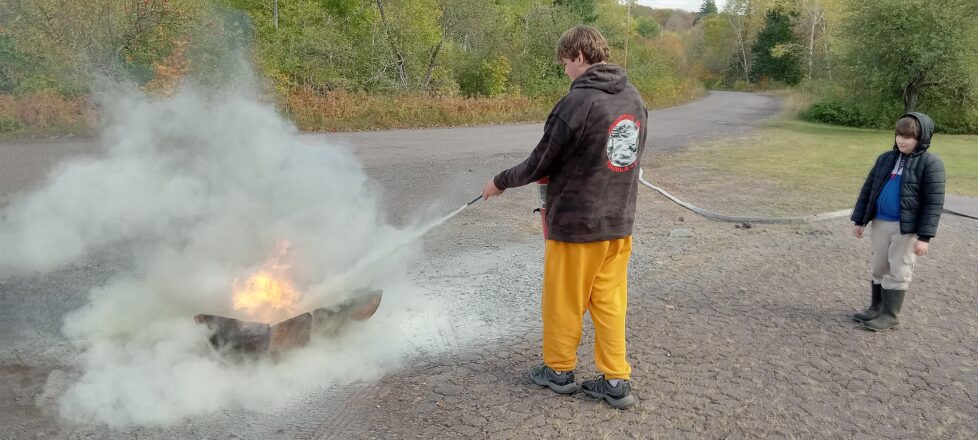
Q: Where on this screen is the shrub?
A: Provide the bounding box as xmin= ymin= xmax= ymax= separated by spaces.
xmin=458 ymin=55 xmax=512 ymax=98
xmin=803 ymin=100 xmax=865 ymax=127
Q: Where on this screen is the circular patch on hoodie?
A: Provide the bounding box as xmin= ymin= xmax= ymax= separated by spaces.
xmin=606 ymin=114 xmax=640 ymax=173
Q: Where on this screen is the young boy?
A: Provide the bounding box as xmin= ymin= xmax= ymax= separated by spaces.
xmin=851 ymin=112 xmax=945 ymax=332
xmin=481 ymin=25 xmax=647 ymax=409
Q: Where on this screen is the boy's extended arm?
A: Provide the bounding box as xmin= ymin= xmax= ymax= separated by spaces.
xmin=494 ymin=114 xmax=575 ymax=190
xmin=915 ymin=155 xmax=946 ymax=242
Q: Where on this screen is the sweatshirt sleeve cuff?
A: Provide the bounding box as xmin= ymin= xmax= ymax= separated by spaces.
xmin=918 ymin=236 xmax=931 ymax=243
xmin=493 ymin=174 xmax=508 ymax=190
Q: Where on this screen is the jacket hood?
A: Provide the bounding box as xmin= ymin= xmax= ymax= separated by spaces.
xmin=896 ymin=112 xmax=935 ymax=155
xmin=571 ymin=64 xmax=628 ymax=94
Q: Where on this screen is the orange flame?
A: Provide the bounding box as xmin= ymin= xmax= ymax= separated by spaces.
xmin=232 ymin=241 xmax=300 ymax=323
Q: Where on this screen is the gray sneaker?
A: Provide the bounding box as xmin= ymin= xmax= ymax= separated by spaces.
xmin=528 ymin=364 xmax=578 ymax=394
xmin=581 ymin=376 xmax=636 ymax=409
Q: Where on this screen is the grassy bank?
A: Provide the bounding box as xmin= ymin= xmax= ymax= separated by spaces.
xmin=286 ymin=80 xmax=705 ymax=132
xmin=658 ymin=119 xmax=978 ymax=214
xmin=0 ymin=93 xmax=96 ymax=139
xmin=284 ymin=90 xmax=555 ymax=132
xmin=0 ymin=81 xmax=705 ymax=138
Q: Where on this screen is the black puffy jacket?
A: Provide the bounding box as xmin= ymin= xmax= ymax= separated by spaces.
xmin=851 ymin=112 xmax=946 ymax=241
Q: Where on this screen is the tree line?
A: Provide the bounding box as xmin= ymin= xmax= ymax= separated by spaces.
xmin=687 ymin=0 xmax=978 ymax=133
xmin=1 ymin=0 xmax=976 ymax=134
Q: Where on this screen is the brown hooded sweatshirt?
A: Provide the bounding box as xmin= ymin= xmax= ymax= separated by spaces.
xmin=494 ymin=64 xmax=648 ymax=242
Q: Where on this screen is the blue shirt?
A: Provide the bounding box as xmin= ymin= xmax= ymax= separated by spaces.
xmin=875 ymin=155 xmax=906 ymax=222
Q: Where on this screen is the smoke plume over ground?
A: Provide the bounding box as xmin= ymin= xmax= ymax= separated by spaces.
xmin=0 ymin=83 xmax=446 ymax=426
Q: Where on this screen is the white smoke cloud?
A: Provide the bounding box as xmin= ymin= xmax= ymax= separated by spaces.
xmin=0 ymin=82 xmax=443 ymax=426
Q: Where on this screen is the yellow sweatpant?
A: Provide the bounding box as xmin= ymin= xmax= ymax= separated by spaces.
xmin=542 ymin=237 xmax=632 ymax=380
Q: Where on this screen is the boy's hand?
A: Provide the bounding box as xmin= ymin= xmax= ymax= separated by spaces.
xmin=914 ymin=240 xmax=929 ymax=256
xmin=852 ymin=225 xmax=864 ymax=239
xmin=482 ymin=178 xmax=504 ymax=200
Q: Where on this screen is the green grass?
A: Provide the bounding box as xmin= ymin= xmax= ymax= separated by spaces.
xmin=665 ymin=119 xmax=978 ymax=211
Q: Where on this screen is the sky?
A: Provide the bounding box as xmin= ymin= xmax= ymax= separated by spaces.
xmin=635 ymin=0 xmax=727 ymax=12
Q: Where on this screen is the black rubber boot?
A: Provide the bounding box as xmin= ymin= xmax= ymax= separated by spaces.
xmin=862 ymin=289 xmax=905 ymax=332
xmin=853 ymin=283 xmax=883 ymax=322
xmin=529 ymin=364 xmax=578 ymax=394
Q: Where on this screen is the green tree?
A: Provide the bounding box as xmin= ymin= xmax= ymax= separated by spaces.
xmin=686 ymin=13 xmax=737 ymax=85
xmin=841 ymin=0 xmax=978 ymax=115
xmin=2 ymin=0 xmax=238 ymax=94
xmin=797 ymin=0 xmax=838 ymax=80
xmin=459 ymin=55 xmax=512 ymax=97
xmin=693 ymin=0 xmax=718 ymax=25
xmin=723 ymin=0 xmax=775 ymax=83
xmin=555 ymin=0 xmax=598 ymax=24
xmin=635 ymin=17 xmax=661 ymax=39
xmin=444 ymin=1 xmax=576 ymax=97
xmin=375 ymin=0 xmax=444 ymax=90
xmin=749 ymin=7 xmax=802 ymax=85
xmin=0 ymin=34 xmax=25 ymax=93
xmin=223 ymin=0 xmax=384 ymax=91
xmin=508 ymin=2 xmax=579 ymax=95
xmin=699 ymin=0 xmax=719 ymax=15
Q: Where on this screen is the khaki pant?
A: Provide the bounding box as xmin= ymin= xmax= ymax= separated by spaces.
xmin=870 ymin=220 xmax=917 ymax=290
xmin=542 ymin=237 xmax=632 ymax=380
